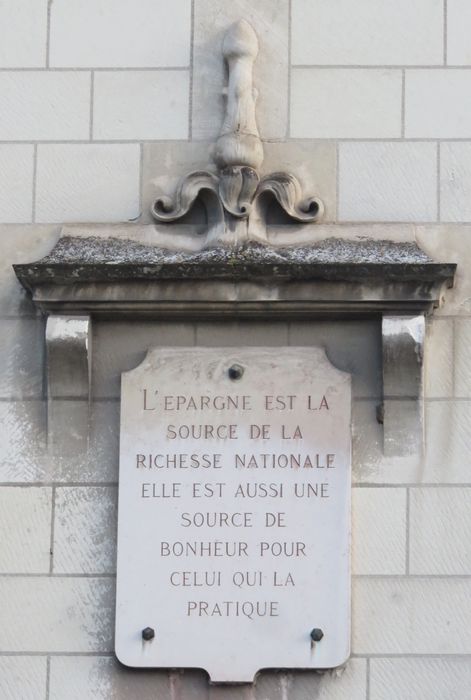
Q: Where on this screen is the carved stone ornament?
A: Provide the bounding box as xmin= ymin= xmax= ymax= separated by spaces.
xmin=151 ymin=20 xmax=323 ymax=248
xmin=12 ymin=19 xmax=457 ymax=461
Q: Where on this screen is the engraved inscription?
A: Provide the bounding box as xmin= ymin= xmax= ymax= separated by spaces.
xmin=116 ymin=348 xmax=351 ymax=682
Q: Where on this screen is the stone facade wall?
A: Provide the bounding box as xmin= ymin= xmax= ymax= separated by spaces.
xmin=1 ymin=1 xmax=470 ymax=698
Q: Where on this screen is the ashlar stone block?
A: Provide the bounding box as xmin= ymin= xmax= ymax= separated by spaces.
xmin=53 ymin=486 xmax=117 ymax=574
xmin=0 ymin=577 xmax=114 ymax=652
xmin=288 ymin=659 xmax=367 ymax=700
xmin=424 ymin=319 xmax=454 ymax=399
xmin=49 ymin=656 xmax=172 ymax=700
xmin=0 ymin=656 xmax=47 ymax=700
xmin=339 ymin=142 xmax=437 ymax=222
xmin=410 ymin=487 xmax=471 ymax=574
xmin=50 ymin=0 xmax=191 ymax=68
xmin=406 ymin=70 xmax=471 ymax=138
xmin=0 ymin=487 xmax=51 ymax=573
xmin=370 ymin=657 xmax=471 ymax=700
xmin=0 ymin=319 xmax=45 ymax=399
xmin=440 ymin=142 xmax=471 ymax=222
xmin=291 ymin=0 xmax=443 ymax=66
xmin=0 ymin=400 xmax=47 ymax=483
xmin=0 ymin=146 xmax=34 ymax=224
xmin=0 ymin=0 xmax=48 ymax=68
xmin=93 ymin=71 xmax=189 ymax=140
xmin=448 ymin=0 xmax=471 ymax=64
xmin=352 ymin=488 xmax=406 ymax=574
xmin=455 ymin=319 xmax=471 ymax=397
xmin=291 ymin=69 xmax=401 ymax=138
xmin=36 ymin=144 xmax=140 ymax=224
xmin=0 ymin=72 xmax=90 ymax=141
xmin=353 ymin=577 xmax=471 ymax=654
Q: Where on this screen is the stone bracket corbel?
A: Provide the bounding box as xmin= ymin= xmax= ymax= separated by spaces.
xmin=45 ymin=315 xmax=92 ymax=454
xmin=381 ymin=315 xmax=425 ymax=456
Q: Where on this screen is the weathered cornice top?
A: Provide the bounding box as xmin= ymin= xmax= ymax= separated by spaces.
xmin=14 ymin=227 xmax=456 ymax=318
xmin=14 ymin=234 xmax=455 ymax=289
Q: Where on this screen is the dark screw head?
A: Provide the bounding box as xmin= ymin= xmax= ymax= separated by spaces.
xmin=142 ymin=627 xmax=155 ymax=641
xmin=310 ymin=628 xmax=324 ymax=642
xmin=228 ymin=364 xmax=244 ymax=381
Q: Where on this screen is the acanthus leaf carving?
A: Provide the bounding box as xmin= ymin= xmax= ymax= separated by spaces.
xmin=218 ymin=166 xmax=259 ymax=217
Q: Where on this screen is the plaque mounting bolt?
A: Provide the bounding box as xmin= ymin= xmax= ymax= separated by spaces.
xmin=310 ymin=628 xmax=324 ymax=642
xmin=142 ymin=627 xmax=155 ymax=641
xmin=228 ymin=364 xmax=244 ymax=380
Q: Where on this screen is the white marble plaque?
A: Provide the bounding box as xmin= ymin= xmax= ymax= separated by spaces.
xmin=115 ymin=347 xmax=351 ymax=682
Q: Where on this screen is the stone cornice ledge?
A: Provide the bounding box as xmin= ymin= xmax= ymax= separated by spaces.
xmin=14 ymin=225 xmax=456 ymax=318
